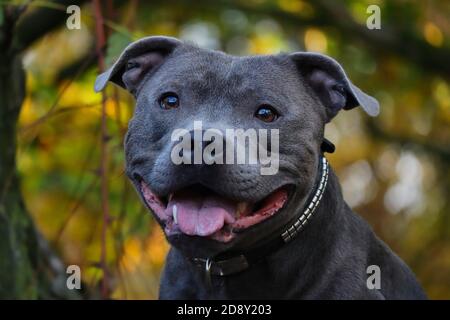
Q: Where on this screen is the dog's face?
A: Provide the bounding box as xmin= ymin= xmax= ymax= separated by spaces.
xmin=95 ymin=36 xmax=378 ymax=257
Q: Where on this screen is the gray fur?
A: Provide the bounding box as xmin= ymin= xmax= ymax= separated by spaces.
xmin=95 ymin=36 xmax=426 ymax=299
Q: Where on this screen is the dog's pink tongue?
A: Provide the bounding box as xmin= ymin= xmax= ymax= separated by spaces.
xmin=166 ymin=191 xmax=236 ymax=236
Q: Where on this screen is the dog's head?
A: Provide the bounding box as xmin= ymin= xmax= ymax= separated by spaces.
xmin=95 ymin=36 xmax=379 ymax=257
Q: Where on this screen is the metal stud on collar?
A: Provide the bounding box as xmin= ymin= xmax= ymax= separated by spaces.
xmin=281 ymin=157 xmax=329 ymax=243
xmin=205 ymin=258 xmax=213 ymax=288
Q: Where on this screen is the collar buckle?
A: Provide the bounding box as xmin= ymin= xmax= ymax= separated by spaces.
xmin=193 ymin=255 xmax=249 ymax=276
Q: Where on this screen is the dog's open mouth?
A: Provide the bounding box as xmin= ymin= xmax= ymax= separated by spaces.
xmin=139 ymin=181 xmax=290 ymax=242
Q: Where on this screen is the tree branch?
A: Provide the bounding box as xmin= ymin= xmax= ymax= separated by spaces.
xmin=12 ymin=0 xmax=88 ymax=53
xmin=367 ymin=120 xmax=450 ymax=162
xmin=93 ymin=0 xmax=111 ymax=299
xmin=313 ymin=0 xmax=450 ymax=78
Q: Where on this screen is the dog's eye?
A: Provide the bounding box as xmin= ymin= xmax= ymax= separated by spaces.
xmin=255 ymin=105 xmax=278 ymax=123
xmin=159 ymin=93 xmax=179 ymax=109
xmin=126 ymin=61 xmax=140 ymax=70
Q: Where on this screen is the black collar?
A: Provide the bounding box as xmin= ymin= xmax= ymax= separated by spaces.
xmin=189 ymin=154 xmax=330 ymax=280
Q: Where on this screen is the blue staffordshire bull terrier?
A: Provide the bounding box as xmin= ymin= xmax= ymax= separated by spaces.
xmin=95 ymin=36 xmax=426 ymax=299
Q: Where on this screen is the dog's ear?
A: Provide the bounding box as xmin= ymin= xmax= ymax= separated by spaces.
xmin=290 ymin=52 xmax=379 ymax=121
xmin=94 ymin=36 xmax=181 ymax=94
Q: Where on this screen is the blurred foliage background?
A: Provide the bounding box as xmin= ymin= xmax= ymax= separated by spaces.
xmin=2 ymin=0 xmax=450 ymax=299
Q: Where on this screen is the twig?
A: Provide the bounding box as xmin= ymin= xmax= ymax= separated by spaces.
xmin=55 ymin=178 xmax=98 ymax=243
xmin=108 ymin=0 xmax=129 ymax=299
xmin=367 ymin=120 xmax=450 ymax=162
xmin=20 ymin=97 xmax=99 ymax=134
xmin=93 ymin=0 xmax=110 ymax=299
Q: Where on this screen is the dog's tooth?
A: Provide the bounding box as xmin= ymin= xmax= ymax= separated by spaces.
xmin=236 ymin=202 xmax=248 ymax=217
xmin=172 ymin=205 xmax=178 ymax=224
xmin=168 ymin=193 xmax=174 ymax=202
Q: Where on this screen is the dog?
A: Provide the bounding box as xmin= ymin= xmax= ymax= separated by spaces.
xmin=95 ymin=36 xmax=426 ymax=299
